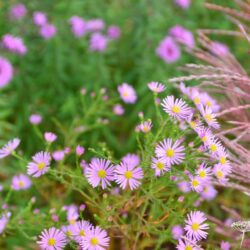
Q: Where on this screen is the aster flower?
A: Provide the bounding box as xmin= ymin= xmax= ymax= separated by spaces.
xmin=156 ymin=36 xmax=180 ymax=63
xmin=171 ymin=225 xmax=184 ymax=240
xmin=207 ymin=137 xmax=223 ymax=156
xmin=76 ymin=145 xmax=85 ymax=156
xmin=33 ymin=12 xmax=47 ymax=26
xmin=0 ymin=57 xmax=13 ymax=88
xmin=85 ymin=158 xmax=114 ymax=189
xmin=176 ymin=239 xmax=200 ymax=250
xmin=40 ymin=23 xmax=57 ymax=39
xmin=52 ymin=150 xmax=65 ymax=161
xmin=155 ymin=138 xmax=185 ymax=166
xmin=179 ymin=82 xmax=192 ymax=97
xmin=89 ymin=33 xmax=108 ymax=52
xmin=195 ymin=163 xmax=212 ymax=183
xmin=215 ymin=146 xmax=230 ymax=166
xmin=66 ymin=204 xmax=79 ymax=224
xmin=196 ymin=126 xmax=213 ymax=145
xmin=27 ymin=152 xmax=51 ymax=177
xmin=72 ymin=220 xmax=92 ymax=243
xmin=37 ymin=227 xmax=67 ymax=250
xmin=200 ymin=92 xmax=220 ymax=113
xmin=0 ymin=138 xmax=20 ymax=158
xmin=118 ymin=83 xmax=137 ymax=104
xmin=11 ymin=174 xmax=31 ymax=190
xmin=80 ymin=226 xmax=110 ymax=250
xmin=174 ymin=0 xmax=190 ymax=9
xmin=220 ymin=241 xmax=231 ymax=250
xmin=169 ymin=25 xmax=194 ymax=48
xmin=151 ymin=157 xmax=170 ymax=176
xmin=86 ymin=19 xmax=105 ymax=32
xmin=44 ymin=132 xmax=57 ymax=143
xmin=189 ymin=89 xmax=202 ymax=107
xmin=2 ymin=34 xmax=27 ymax=55
xmin=61 ymin=224 xmax=75 ymax=241
xmin=114 ymin=162 xmax=143 ymax=190
xmin=184 ymin=211 xmax=209 ymax=241
xmin=201 ymin=185 xmax=217 ymax=201
xmin=189 ymin=176 xmax=204 ymax=193
xmin=0 ymin=212 xmax=11 ymax=234
xmin=147 ymin=81 xmax=166 ymax=93
xmin=69 ymin=16 xmax=87 ymax=37
xmin=139 ymin=121 xmax=152 ymax=133
xmin=161 ymin=96 xmax=192 ymax=120
xmin=10 ymin=4 xmax=27 ymax=20
xmin=113 ymin=104 xmax=124 ymax=115
xmin=107 ymin=25 xmax=121 ymax=39
xmin=121 ymin=153 xmax=140 ymax=168
xmin=213 ymin=164 xmax=231 ymax=184
xmin=29 ymin=114 xmax=42 ymax=124
xmin=200 ymin=106 xmax=220 ymax=129
xmin=178 ymin=181 xmax=191 ymax=193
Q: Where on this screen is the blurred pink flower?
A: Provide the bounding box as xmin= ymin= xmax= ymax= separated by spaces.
xmin=118 ymin=83 xmax=137 ymax=104
xmin=10 ymin=4 xmax=27 ymax=20
xmin=2 ymin=34 xmax=27 ymax=55
xmin=174 ymin=0 xmax=190 ymax=9
xmin=107 ymin=25 xmax=121 ymax=39
xmin=171 ymin=225 xmax=184 ymax=240
xmin=33 ymin=12 xmax=47 ymax=26
xmin=0 ymin=138 xmax=20 ymax=158
xmin=44 ymin=132 xmax=57 ymax=143
xmin=113 ymin=104 xmax=124 ymax=115
xmin=12 ymin=174 xmax=31 ymax=190
xmin=89 ymin=33 xmax=108 ymax=52
xmin=69 ymin=16 xmax=87 ymax=37
xmin=29 ymin=114 xmax=42 ymax=124
xmin=40 ymin=24 xmax=57 ymax=39
xmin=0 ymin=57 xmax=13 ymax=88
xmin=76 ymin=145 xmax=85 ymax=156
xmin=52 ymin=150 xmax=65 ymax=161
xmin=86 ymin=19 xmax=105 ymax=32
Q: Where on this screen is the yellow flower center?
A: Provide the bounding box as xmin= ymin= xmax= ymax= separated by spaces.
xmin=48 ymin=238 xmax=56 ymax=246
xmin=37 ymin=162 xmax=45 ymax=170
xmin=90 ymin=237 xmax=99 ymax=246
xmin=185 ymin=246 xmax=193 ymax=250
xmin=19 ymin=181 xmax=24 ymax=187
xmin=124 ymin=171 xmax=133 ymax=179
xmin=172 ymin=105 xmax=180 ymax=114
xmin=143 ymin=126 xmax=149 ymax=132
xmin=66 ymin=231 xmax=72 ymax=238
xmin=206 ymin=101 xmax=212 ymax=107
xmin=217 ymin=171 xmax=223 ymax=179
xmin=97 ymin=169 xmax=106 ymax=178
xmin=194 ymin=97 xmax=200 ymax=104
xmin=69 ymin=219 xmax=75 ymax=224
xmin=201 ymin=136 xmax=207 ymax=142
xmin=210 ymin=144 xmax=217 ymax=152
xmin=199 ymin=170 xmax=206 ymax=178
xmin=123 ymin=91 xmax=129 ymax=97
xmin=156 ymin=162 xmax=164 ymax=170
xmin=79 ymin=230 xmax=85 ymax=236
xmin=220 ymin=157 xmax=226 ymax=164
xmin=192 ymin=179 xmax=199 ymax=187
xmin=205 ymin=114 xmax=212 ymax=122
xmin=190 ymin=121 xmax=196 ymax=128
xmin=166 ymin=149 xmax=174 ymax=157
xmin=191 ymin=223 xmax=199 ymax=231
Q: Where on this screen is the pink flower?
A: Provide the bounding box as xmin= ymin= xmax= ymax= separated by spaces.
xmin=169 ymin=25 xmax=194 ymax=48
xmin=66 ymin=204 xmax=79 ymax=224
xmin=40 ymin=23 xmax=57 ymax=39
xmin=121 ymin=153 xmax=140 ymax=168
xmin=0 ymin=57 xmax=13 ymax=88
xmin=10 ymin=4 xmax=27 ymax=20
xmin=52 ymin=150 xmax=65 ymax=161
xmin=178 ymin=181 xmax=191 ymax=193
xmin=174 ymin=0 xmax=190 ymax=9
xmin=27 ymin=152 xmax=51 ymax=177
xmin=177 ymin=239 xmax=200 ymax=250
xmin=151 ymin=157 xmax=170 ymax=176
xmin=195 ymin=163 xmax=212 ymax=183
xmin=213 ymin=164 xmax=231 ymax=184
xmin=107 ymin=25 xmax=121 ymax=39
xmin=69 ymin=16 xmax=87 ymax=37
xmin=211 ymin=42 xmax=229 ymax=57
xmin=189 ymin=175 xmax=204 ymax=193
xmin=29 ymin=114 xmax=42 ymax=124
xmin=0 ymin=212 xmax=11 ymax=234
xmin=86 ymin=19 xmax=105 ymax=32
xmin=114 ymin=162 xmax=143 ymax=190
xmin=221 ymin=241 xmax=231 ymax=250
xmin=200 ymin=106 xmax=220 ymax=129
xmin=11 ymin=174 xmax=31 ymax=190
xmin=33 ymin=12 xmax=47 ymax=26
xmin=76 ymin=145 xmax=85 ymax=156
xmin=184 ymin=211 xmax=209 ymax=241
xmin=161 ymin=96 xmax=193 ymax=120
xmin=2 ymin=34 xmax=27 ymax=55
xmin=148 ymin=81 xmax=166 ymax=93
xmin=139 ymin=121 xmax=152 ymax=133
xmin=85 ymin=158 xmax=114 ymax=189
xmin=72 ymin=220 xmax=92 ymax=243
xmin=80 ymin=226 xmax=110 ymax=250
xmin=89 ymin=33 xmax=108 ymax=52
xmin=155 ymin=138 xmax=185 ymax=166
xmin=44 ymin=132 xmax=57 ymax=143
xmin=113 ymin=104 xmax=124 ymax=115
xmin=37 ymin=227 xmax=67 ymax=250
xmin=0 ymin=138 xmax=20 ymax=158
xmin=201 ymin=185 xmax=217 ymax=201
xmin=156 ymin=36 xmax=180 ymax=63
xmin=118 ymin=83 xmax=137 ymax=104
xmin=61 ymin=224 xmax=75 ymax=241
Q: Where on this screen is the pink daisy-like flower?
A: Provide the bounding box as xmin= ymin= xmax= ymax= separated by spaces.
xmin=33 ymin=12 xmax=47 ymax=26
xmin=114 ymin=162 xmax=143 ymax=190
xmin=147 ymin=81 xmax=166 ymax=93
xmin=29 ymin=114 xmax=42 ymax=124
xmin=179 ymin=82 xmax=192 ymax=97
xmin=207 ymin=137 xmax=223 ymax=156
xmin=201 ymin=185 xmax=217 ymax=201
xmin=0 ymin=212 xmax=11 ymax=234
xmin=176 ymin=239 xmax=200 ymax=250
xmin=200 ymin=106 xmax=220 ymax=129
xmin=213 ymin=164 xmax=231 ymax=184
xmin=0 ymin=57 xmax=13 ymax=88
xmin=220 ymin=241 xmax=231 ymax=250
xmin=107 ymin=25 xmax=121 ymax=39
xmin=85 ymin=158 xmax=114 ymax=189
xmin=151 ymin=157 xmax=170 ymax=176
xmin=139 ymin=121 xmax=152 ymax=133
xmin=189 ymin=175 xmax=204 ymax=193
xmin=37 ymin=227 xmax=67 ymax=250
xmin=80 ymin=226 xmax=110 ymax=250
xmin=118 ymin=83 xmax=137 ymax=104
xmin=161 ymin=96 xmax=192 ymax=120
xmin=196 ymin=126 xmax=213 ymax=145
xmin=66 ymin=204 xmax=79 ymax=224
xmin=0 ymin=138 xmax=20 ymax=158
xmin=113 ymin=104 xmax=124 ymax=116
xmin=215 ymin=146 xmax=230 ymax=166
xmin=169 ymin=25 xmax=194 ymax=48
xmin=156 ymin=36 xmax=180 ymax=63
xmin=178 ymin=181 xmax=191 ymax=193
xmin=10 ymin=4 xmax=27 ymax=20
xmin=121 ymin=153 xmax=140 ymax=168
xmin=76 ymin=145 xmax=85 ymax=156
xmin=171 ymin=225 xmax=184 ymax=240
xmin=86 ymin=19 xmax=105 ymax=32
xmin=40 ymin=23 xmax=57 ymax=40
xmin=174 ymin=0 xmax=190 ymax=9
xmin=200 ymin=92 xmax=220 ymax=113
xmin=72 ymin=220 xmax=92 ymax=243
xmin=52 ymin=150 xmax=65 ymax=161
xmin=44 ymin=132 xmax=57 ymax=143
xmin=27 ymin=152 xmax=51 ymax=177
xmin=89 ymin=33 xmax=108 ymax=52
xmin=155 ymin=138 xmax=185 ymax=166
xmin=184 ymin=211 xmax=209 ymax=241
xmin=11 ymin=174 xmax=31 ymax=190
xmin=61 ymin=224 xmax=75 ymax=241
xmin=69 ymin=16 xmax=87 ymax=37
xmin=2 ymin=34 xmax=27 ymax=55
xmin=195 ymin=163 xmax=212 ymax=183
